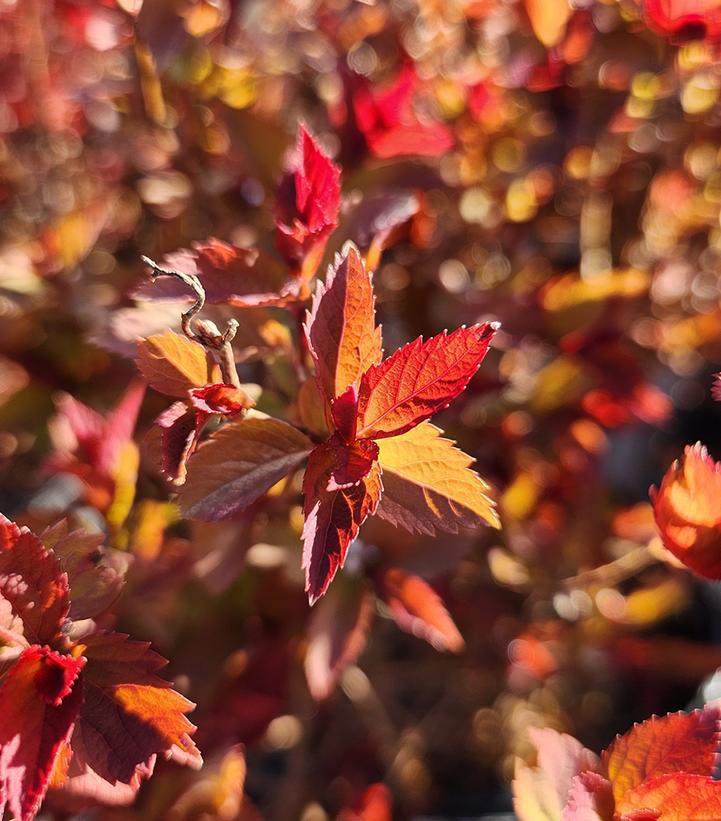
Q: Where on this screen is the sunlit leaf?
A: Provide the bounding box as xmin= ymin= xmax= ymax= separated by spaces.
xmin=376 ymin=421 xmax=498 ymax=534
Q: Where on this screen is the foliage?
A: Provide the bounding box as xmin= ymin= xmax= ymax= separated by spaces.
xmin=3 ymin=0 xmax=721 ymax=817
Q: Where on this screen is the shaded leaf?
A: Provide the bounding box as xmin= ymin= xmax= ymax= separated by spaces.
xmin=132 ymin=240 xmax=292 ymax=307
xmin=40 ymin=521 xmax=129 ymax=621
xmin=180 ymin=417 xmax=313 ymax=520
xmin=304 ymin=580 xmax=374 ymax=700
xmin=376 ymin=421 xmax=498 ymax=535
xmin=355 ymin=323 xmax=498 ymax=439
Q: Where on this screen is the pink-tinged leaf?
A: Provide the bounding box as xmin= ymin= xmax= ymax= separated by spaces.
xmin=375 ymin=567 xmax=465 ymax=653
xmin=304 ymin=243 xmax=382 ymax=405
xmin=48 ymin=382 xmax=145 ymax=479
xmin=650 ymin=443 xmax=721 ymax=579
xmin=155 ymin=401 xmax=201 ymax=485
xmin=179 ymin=417 xmax=313 ymax=520
xmin=617 ymin=773 xmax=721 ymax=819
xmin=188 ymin=383 xmax=254 ymax=416
xmin=0 ymin=515 xmax=69 ymax=646
xmin=602 ymin=705 xmax=721 ymax=805
xmin=513 ymin=727 xmax=601 ymax=821
xmin=375 ymin=421 xmax=499 ymax=535
xmin=40 ymin=521 xmax=128 ymax=621
xmin=68 ymin=631 xmax=200 ymax=793
xmin=355 ymin=323 xmax=498 ymax=440
xmin=713 ymin=373 xmax=721 ymax=401
xmin=304 ymin=580 xmax=374 ymax=700
xmin=562 ymin=772 xmax=614 ymax=821
xmin=132 ymin=239 xmax=293 ymax=307
xmin=0 ymin=646 xmax=85 ymax=821
xmin=275 ymin=125 xmax=341 ymax=280
xmin=342 ymin=191 xmax=420 ymax=273
xmin=302 ymin=447 xmax=382 ymax=604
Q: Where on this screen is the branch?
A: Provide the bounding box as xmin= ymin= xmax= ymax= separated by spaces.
xmin=141 ymin=255 xmax=241 ymax=388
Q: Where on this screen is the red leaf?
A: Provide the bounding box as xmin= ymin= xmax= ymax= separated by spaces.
xmin=617 ymin=772 xmax=721 ymax=819
xmin=302 ymin=446 xmax=382 ymax=604
xmin=0 ymin=515 xmax=69 ymax=646
xmin=155 ymin=401 xmax=201 ymax=485
xmin=352 ymin=65 xmax=454 ymax=159
xmin=375 ymin=567 xmax=465 ymax=652
xmin=355 ymin=323 xmax=498 ymax=440
xmin=132 ymin=239 xmax=293 ymax=307
xmin=602 ymin=705 xmax=721 ymax=805
xmin=650 ymin=443 xmax=721 ymax=579
xmin=188 ymin=383 xmax=254 ymax=416
xmin=304 ymin=242 xmax=382 ymax=405
xmin=304 ymin=580 xmax=374 ymax=700
xmin=65 ymin=631 xmax=200 ymax=795
xmin=0 ymin=646 xmax=85 ymax=821
xmin=275 ymin=125 xmax=341 ymax=280
xmin=338 ymin=783 xmax=393 ymax=821
xmin=643 ymin=0 xmax=721 ymax=41
xmin=326 ymin=435 xmax=379 ymax=489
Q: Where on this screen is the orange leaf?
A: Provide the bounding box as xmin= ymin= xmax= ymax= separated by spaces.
xmin=375 ymin=421 xmax=498 ymax=535
xmin=525 ymin=0 xmax=572 ymax=48
xmin=70 ymin=631 xmax=201 ymax=791
xmin=304 ymin=242 xmax=382 ymax=404
xmin=650 ymin=443 xmax=721 ymax=579
xmin=376 ymin=567 xmax=465 ymax=652
xmin=136 ymin=331 xmax=212 ymax=398
xmin=355 ymin=323 xmax=498 ymax=439
xmin=602 ymin=705 xmax=721 ymax=805
xmin=617 ymin=773 xmax=721 ymax=819
xmin=180 ymin=417 xmax=313 ymax=520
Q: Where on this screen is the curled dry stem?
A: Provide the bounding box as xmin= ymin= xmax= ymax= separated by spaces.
xmin=141 ymin=255 xmax=241 ymax=388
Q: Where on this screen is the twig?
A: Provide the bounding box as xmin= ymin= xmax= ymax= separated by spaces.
xmin=141 ymin=255 xmax=241 ymax=388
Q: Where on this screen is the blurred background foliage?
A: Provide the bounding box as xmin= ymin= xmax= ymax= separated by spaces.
xmin=3 ymin=0 xmax=721 ymax=817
